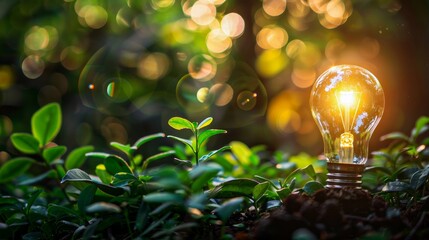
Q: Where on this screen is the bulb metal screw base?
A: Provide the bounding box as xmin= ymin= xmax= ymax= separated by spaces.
xmin=326 ymin=162 xmax=365 ymax=189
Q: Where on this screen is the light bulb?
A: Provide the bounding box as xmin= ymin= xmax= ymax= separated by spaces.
xmin=310 ymin=65 xmax=385 ymax=188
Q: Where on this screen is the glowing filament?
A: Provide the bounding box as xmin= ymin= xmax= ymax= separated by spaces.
xmin=336 ymin=90 xmax=361 ymax=163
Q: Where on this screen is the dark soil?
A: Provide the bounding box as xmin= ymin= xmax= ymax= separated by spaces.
xmin=231 ymin=188 xmax=429 ymax=240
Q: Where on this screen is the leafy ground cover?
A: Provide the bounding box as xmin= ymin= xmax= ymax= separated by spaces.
xmin=1 ymin=103 xmax=429 ymax=239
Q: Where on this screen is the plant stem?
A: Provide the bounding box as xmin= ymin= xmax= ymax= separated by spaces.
xmin=195 ymin=129 xmax=199 ymax=166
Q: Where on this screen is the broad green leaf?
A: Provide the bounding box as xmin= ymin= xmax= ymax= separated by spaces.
xmin=110 ymin=142 xmax=132 ymax=155
xmin=18 ymin=170 xmax=56 ymax=186
xmin=302 ymin=181 xmax=324 ymax=195
xmin=61 ymin=168 xmax=92 ymax=183
xmin=43 ymin=146 xmax=67 ymax=164
xmin=65 ymin=146 xmax=94 ymax=170
xmin=253 ymin=181 xmax=270 ymax=202
xmin=197 ymin=117 xmax=213 ymax=130
xmin=86 ymin=202 xmax=121 ymax=213
xmin=198 ymin=129 xmax=226 ymax=146
xmin=210 ymin=178 xmax=259 ymax=198
xmin=380 ymin=132 xmax=409 ymax=142
xmin=0 ymin=157 xmax=35 ymax=183
xmin=95 ymin=164 xmax=112 ymax=184
xmin=214 ymin=197 xmax=243 ymax=222
xmin=11 ymin=133 xmax=40 ymax=154
xmin=230 ymin=141 xmax=252 ymax=166
xmin=31 ymin=103 xmax=61 ymax=146
xmin=302 ymin=165 xmax=317 ymax=180
xmin=168 ymin=117 xmax=195 ymax=131
xmin=143 ymin=150 xmax=175 ymax=170
xmin=134 ymin=133 xmax=165 ymax=148
xmin=104 ymin=155 xmax=132 ymax=175
xmin=190 ymin=163 xmax=222 ymax=192
xmin=276 ymin=188 xmax=291 ymax=199
xmin=61 ymin=169 xmax=125 ymax=196
xmin=144 ymin=192 xmax=184 ymax=203
xmin=167 ymin=135 xmax=194 ymax=151
xmin=78 ymin=185 xmax=97 ymax=212
xmin=199 ymin=146 xmax=230 ymax=162
xmin=411 ymin=167 xmax=429 ymax=190
xmin=112 ymin=172 xmax=137 ymax=187
xmin=412 ymin=116 xmax=429 ymax=139
xmin=382 ymin=180 xmax=411 ymax=192
xmin=47 ymin=204 xmax=80 ymax=218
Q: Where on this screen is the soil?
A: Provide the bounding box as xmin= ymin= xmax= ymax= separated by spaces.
xmin=230 ymin=188 xmax=429 ymax=240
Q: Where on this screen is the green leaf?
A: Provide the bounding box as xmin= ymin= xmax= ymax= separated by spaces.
xmin=199 ymin=146 xmax=230 ymax=162
xmin=85 ymin=152 xmax=110 ymax=160
xmin=302 ymin=181 xmax=324 ymax=195
xmin=230 ymin=141 xmax=252 ymax=166
xmin=197 ymin=117 xmax=213 ymax=130
xmin=289 ymin=153 xmax=316 ymax=169
xmin=380 ymin=132 xmax=409 ymax=142
xmin=78 ymin=185 xmax=97 ymax=212
xmin=214 ymin=197 xmax=243 ymax=222
xmin=302 ymin=165 xmax=316 ymax=180
xmin=112 ymin=172 xmax=137 ymax=187
xmin=61 ymin=169 xmax=125 ymax=196
xmin=110 ymin=142 xmax=132 ymax=155
xmin=142 ymin=150 xmax=175 ymax=170
xmin=104 ymin=155 xmax=132 ymax=175
xmin=168 ymin=117 xmax=195 ymax=132
xmin=65 ymin=146 xmax=94 ymax=170
xmin=411 ymin=167 xmax=429 ymax=190
xmin=95 ymin=164 xmax=112 ymax=184
xmin=134 ymin=133 xmax=165 ymax=148
xmin=413 ymin=116 xmax=429 ymax=139
xmin=144 ymin=193 xmax=184 ymax=203
xmin=10 ymin=133 xmax=40 ymax=154
xmin=198 ymin=129 xmax=226 ymax=146
xmin=48 ymin=204 xmax=80 ymax=218
xmin=253 ymin=181 xmax=270 ymax=202
xmin=86 ymin=202 xmax=121 ymax=213
xmin=43 ymin=146 xmax=67 ymax=164
xmin=382 ymin=180 xmax=411 ymax=192
xmin=31 ymin=103 xmax=61 ymax=146
xmin=276 ymin=188 xmax=292 ymax=199
xmin=0 ymin=157 xmax=35 ymax=183
xmin=210 ymin=178 xmax=259 ymax=198
xmin=190 ymin=163 xmax=222 ymax=192
xmin=167 ymin=135 xmax=194 ymax=151
xmin=18 ymin=169 xmax=56 ymax=186
xmin=136 ymin=202 xmax=149 ymax=231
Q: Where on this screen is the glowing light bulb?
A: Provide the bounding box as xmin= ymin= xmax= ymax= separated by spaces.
xmin=310 ymin=65 xmax=385 ymax=188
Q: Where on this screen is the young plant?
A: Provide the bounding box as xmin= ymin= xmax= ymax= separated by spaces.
xmin=167 ymin=116 xmax=230 ymax=166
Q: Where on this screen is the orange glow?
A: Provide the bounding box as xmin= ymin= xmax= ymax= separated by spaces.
xmin=206 ymin=29 xmax=232 ymax=53
xmin=256 ymin=25 xmax=288 ymax=49
xmin=263 ymin=0 xmax=287 ymax=17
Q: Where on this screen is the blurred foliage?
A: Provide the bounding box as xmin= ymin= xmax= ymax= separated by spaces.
xmin=1 ymin=0 xmax=427 ymax=157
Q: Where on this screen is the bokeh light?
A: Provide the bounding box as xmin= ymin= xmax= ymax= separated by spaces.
xmin=188 ymin=54 xmax=217 ymax=81
xmin=79 ymin=47 xmax=157 ymax=115
xmin=256 ymin=25 xmax=289 ymax=49
xmin=263 ymin=0 xmax=287 ymax=17
xmin=22 ymin=55 xmax=45 ymax=79
xmin=191 ymin=1 xmax=216 ymax=26
xmin=0 ymin=66 xmax=14 ymax=90
xmin=137 ymin=53 xmax=170 ymax=80
xmin=206 ymin=28 xmax=232 ymax=54
xmin=221 ymin=13 xmax=245 ymax=38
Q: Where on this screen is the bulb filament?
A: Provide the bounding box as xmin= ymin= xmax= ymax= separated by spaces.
xmin=336 ymin=90 xmax=361 ymax=163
